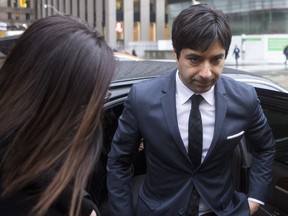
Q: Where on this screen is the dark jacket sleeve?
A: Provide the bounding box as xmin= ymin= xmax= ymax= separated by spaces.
xmin=55 ymin=185 xmax=100 ymax=216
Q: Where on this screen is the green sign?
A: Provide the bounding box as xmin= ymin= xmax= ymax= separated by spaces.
xmin=245 ymin=38 xmax=261 ymax=41
xmin=268 ymin=38 xmax=288 ymax=51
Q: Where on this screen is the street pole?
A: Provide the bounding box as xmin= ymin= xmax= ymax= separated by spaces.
xmin=241 ymin=34 xmax=246 ymax=61
xmin=44 ymin=4 xmax=64 ymax=15
xmin=42 ymin=0 xmax=45 ymax=18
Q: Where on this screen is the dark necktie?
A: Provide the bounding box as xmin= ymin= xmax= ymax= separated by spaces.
xmin=186 ymin=94 xmax=203 ymax=216
xmin=188 ymin=94 xmax=203 ymax=168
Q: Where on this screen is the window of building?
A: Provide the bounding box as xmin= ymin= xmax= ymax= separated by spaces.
xmin=26 ymin=0 xmax=31 ymax=8
xmin=116 ymin=0 xmax=123 ymax=10
xmin=15 ymin=11 xmax=20 ymax=20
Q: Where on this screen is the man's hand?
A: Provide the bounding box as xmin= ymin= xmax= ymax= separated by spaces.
xmin=248 ymin=200 xmax=260 ymax=215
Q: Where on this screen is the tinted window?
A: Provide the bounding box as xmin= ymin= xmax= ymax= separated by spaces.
xmin=264 ymin=107 xmax=288 ymax=164
xmin=257 ymin=88 xmax=288 ymax=165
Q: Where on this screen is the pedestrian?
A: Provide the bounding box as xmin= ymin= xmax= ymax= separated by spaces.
xmin=132 ymin=49 xmax=137 ymax=56
xmin=283 ymin=44 xmax=288 ymax=64
xmin=233 ymin=45 xmax=241 ymax=66
xmin=107 ymin=4 xmax=275 ymax=216
xmin=0 ymin=15 xmax=115 ymax=216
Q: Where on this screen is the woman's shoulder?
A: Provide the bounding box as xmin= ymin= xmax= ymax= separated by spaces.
xmin=0 ymin=186 xmax=39 ymax=215
xmin=0 ymin=180 xmax=98 ymax=216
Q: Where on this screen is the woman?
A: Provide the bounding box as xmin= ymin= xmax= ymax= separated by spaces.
xmin=0 ymin=15 xmax=115 ymax=216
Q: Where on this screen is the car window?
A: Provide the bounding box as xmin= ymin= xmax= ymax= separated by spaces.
xmin=264 ymin=107 xmax=288 ymax=164
xmin=256 ymin=88 xmax=288 ymax=165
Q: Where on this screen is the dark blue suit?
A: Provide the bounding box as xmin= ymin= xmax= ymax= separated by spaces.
xmin=107 ymin=70 xmax=275 ymax=216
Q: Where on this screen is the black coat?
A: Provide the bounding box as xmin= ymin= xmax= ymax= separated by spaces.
xmin=0 ymin=177 xmax=100 ymax=216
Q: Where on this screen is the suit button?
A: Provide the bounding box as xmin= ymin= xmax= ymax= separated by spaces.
xmin=178 ymin=208 xmax=185 ymax=215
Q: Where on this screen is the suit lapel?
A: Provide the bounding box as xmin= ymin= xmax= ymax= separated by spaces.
xmin=204 ymin=77 xmax=228 ymax=160
xmin=161 ymin=71 xmax=191 ymax=159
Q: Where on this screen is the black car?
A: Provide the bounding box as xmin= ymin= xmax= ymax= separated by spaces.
xmin=91 ymin=61 xmax=288 ymax=216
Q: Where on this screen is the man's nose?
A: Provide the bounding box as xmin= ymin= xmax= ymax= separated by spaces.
xmin=199 ymin=61 xmax=212 ymax=78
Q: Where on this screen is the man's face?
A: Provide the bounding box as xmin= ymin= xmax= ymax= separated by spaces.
xmin=175 ymin=40 xmax=226 ymax=93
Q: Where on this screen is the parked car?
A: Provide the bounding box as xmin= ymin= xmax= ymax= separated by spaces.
xmin=89 ymin=61 xmax=288 ymax=216
xmin=0 ymin=34 xmax=20 ymax=56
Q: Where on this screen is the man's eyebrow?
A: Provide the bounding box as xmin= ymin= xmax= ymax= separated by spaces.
xmin=186 ymin=53 xmax=202 ymax=58
xmin=185 ymin=53 xmax=225 ymax=59
xmin=212 ymin=53 xmax=225 ymax=59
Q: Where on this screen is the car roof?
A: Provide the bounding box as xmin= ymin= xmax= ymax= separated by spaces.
xmin=113 ymin=61 xmax=288 ymax=93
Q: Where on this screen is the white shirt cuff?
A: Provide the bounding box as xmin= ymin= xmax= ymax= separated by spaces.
xmin=248 ymin=197 xmax=264 ymax=205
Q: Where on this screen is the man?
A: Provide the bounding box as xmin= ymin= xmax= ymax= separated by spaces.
xmin=284 ymin=45 xmax=288 ymax=64
xmin=233 ymin=45 xmax=240 ymax=66
xmin=107 ymin=4 xmax=275 ymax=216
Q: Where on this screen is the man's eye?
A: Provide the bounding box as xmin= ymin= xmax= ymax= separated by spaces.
xmin=189 ymin=58 xmax=199 ymax=63
xmin=212 ymin=57 xmax=223 ymax=64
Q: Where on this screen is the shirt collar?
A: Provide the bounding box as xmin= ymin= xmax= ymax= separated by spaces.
xmin=175 ymin=70 xmax=215 ymax=106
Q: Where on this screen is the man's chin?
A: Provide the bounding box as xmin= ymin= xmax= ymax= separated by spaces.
xmin=193 ymin=86 xmax=212 ymax=94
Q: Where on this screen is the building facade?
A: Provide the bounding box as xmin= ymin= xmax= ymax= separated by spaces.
xmin=0 ymin=0 xmax=35 ymax=36
xmin=1 ymin=0 xmax=288 ymax=55
xmin=202 ymin=0 xmax=288 ymax=35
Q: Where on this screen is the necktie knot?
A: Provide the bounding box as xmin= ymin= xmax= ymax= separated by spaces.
xmin=191 ymin=94 xmax=203 ymax=108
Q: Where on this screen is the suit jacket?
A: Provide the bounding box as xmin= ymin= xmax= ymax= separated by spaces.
xmin=107 ymin=70 xmax=275 ymax=216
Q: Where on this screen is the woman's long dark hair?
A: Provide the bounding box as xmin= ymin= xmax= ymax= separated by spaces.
xmin=0 ymin=15 xmax=115 ymax=216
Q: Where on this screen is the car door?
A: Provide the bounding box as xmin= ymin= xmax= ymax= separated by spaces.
xmin=254 ymin=88 xmax=288 ymax=216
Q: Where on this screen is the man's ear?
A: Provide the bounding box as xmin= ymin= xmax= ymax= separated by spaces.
xmin=172 ymin=48 xmax=178 ymax=60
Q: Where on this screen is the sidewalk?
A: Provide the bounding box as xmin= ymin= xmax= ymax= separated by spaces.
xmin=225 ymin=59 xmax=286 ymax=66
xmin=225 ymin=59 xmax=288 ymax=73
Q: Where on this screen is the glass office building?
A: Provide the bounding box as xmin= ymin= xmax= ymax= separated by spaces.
xmin=203 ymin=0 xmax=288 ymax=35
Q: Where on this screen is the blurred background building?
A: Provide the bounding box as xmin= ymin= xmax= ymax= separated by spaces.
xmin=1 ymin=0 xmax=288 ymax=61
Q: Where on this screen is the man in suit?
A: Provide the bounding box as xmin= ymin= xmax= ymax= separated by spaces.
xmin=107 ymin=4 xmax=275 ymax=216
xmin=233 ymin=45 xmax=240 ymax=67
